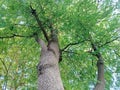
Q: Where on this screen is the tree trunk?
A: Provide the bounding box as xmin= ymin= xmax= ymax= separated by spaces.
xmin=94 ymin=53 xmax=105 ymax=90
xmin=36 ymin=39 xmax=64 ymax=90
xmin=30 ymin=5 xmax=64 ymax=90
xmin=91 ymin=42 xmax=105 ymax=90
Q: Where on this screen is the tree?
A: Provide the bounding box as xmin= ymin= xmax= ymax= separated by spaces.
xmin=30 ymin=5 xmax=64 ymax=89
xmin=0 ymin=0 xmax=120 ymax=90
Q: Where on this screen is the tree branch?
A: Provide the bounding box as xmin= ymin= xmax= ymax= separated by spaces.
xmin=14 ymin=24 xmax=39 ymax=28
xmin=30 ymin=5 xmax=49 ymax=42
xmin=0 ymin=34 xmax=33 ymax=39
xmin=33 ymin=33 xmax=47 ymax=52
xmin=99 ymin=36 xmax=120 ymax=48
xmin=63 ymin=50 xmax=80 ymax=55
xmin=0 ymin=58 xmax=8 ymax=73
xmin=114 ymin=50 xmax=120 ymax=57
xmin=60 ymin=40 xmax=86 ymax=62
xmin=61 ymin=40 xmax=85 ymax=51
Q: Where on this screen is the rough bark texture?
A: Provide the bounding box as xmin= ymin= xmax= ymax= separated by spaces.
xmin=36 ymin=39 xmax=64 ymax=90
xmin=30 ymin=6 xmax=64 ymax=90
xmin=94 ymin=53 xmax=105 ymax=90
xmin=91 ymin=42 xmax=105 ymax=90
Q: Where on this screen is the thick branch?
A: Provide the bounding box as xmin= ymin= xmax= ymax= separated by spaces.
xmin=91 ymin=43 xmax=97 ymax=50
xmin=49 ymin=23 xmax=58 ymax=42
xmin=30 ymin=5 xmax=49 ymax=42
xmin=0 ymin=34 xmax=33 ymax=39
xmin=33 ymin=33 xmax=47 ymax=53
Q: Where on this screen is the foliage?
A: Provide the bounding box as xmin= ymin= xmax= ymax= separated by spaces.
xmin=0 ymin=0 xmax=120 ymax=90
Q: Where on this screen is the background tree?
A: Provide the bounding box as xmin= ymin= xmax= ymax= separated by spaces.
xmin=0 ymin=0 xmax=120 ymax=90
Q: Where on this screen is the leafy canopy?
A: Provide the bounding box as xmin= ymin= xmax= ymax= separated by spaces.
xmin=0 ymin=0 xmax=120 ymax=90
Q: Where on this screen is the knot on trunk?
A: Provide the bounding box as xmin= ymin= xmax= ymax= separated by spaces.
xmin=97 ymin=60 xmax=104 ymax=65
xmin=37 ymin=64 xmax=54 ymax=76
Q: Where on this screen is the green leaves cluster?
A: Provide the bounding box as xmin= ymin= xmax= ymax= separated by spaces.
xmin=0 ymin=0 xmax=120 ymax=90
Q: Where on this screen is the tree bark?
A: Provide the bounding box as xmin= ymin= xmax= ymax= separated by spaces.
xmin=91 ymin=42 xmax=105 ymax=90
xmin=94 ymin=53 xmax=105 ymax=90
xmin=30 ymin=5 xmax=64 ymax=89
xmin=36 ymin=38 xmax=64 ymax=90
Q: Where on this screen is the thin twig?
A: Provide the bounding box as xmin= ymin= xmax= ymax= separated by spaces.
xmin=63 ymin=50 xmax=80 ymax=55
xmin=114 ymin=50 xmax=120 ymax=57
xmin=14 ymin=24 xmax=39 ymax=28
xmin=61 ymin=40 xmax=86 ymax=51
xmin=99 ymin=36 xmax=120 ymax=48
xmin=0 ymin=58 xmax=8 ymax=73
xmin=0 ymin=34 xmax=34 ymax=39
